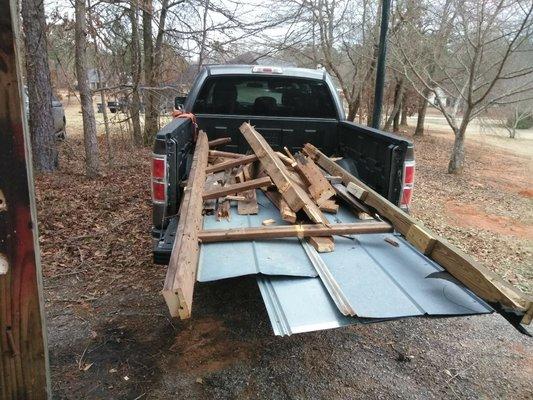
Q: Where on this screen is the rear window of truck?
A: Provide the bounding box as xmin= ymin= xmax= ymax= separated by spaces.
xmin=192 ymin=76 xmax=337 ymax=118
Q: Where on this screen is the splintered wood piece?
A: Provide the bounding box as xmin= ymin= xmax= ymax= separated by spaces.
xmin=319 ymin=199 xmax=339 ymax=214
xmin=275 ymin=151 xmax=297 ymax=168
xmin=294 ymin=152 xmax=335 ymax=204
xmin=283 ymin=146 xmax=296 ymax=162
xmin=240 ymin=123 xmax=305 ymax=212
xmin=208 ymin=137 xmax=231 ymax=148
xmin=205 ymin=154 xmax=258 ymax=174
xmin=199 ymin=221 xmax=393 ymax=242
xmin=209 ymin=150 xmax=244 ymax=159
xmin=238 ymin=189 xmax=259 ymax=215
xmin=240 ymin=123 xmax=334 ymax=250
xmin=203 ymin=176 xmax=272 ymax=200
xmin=262 ymin=219 xmax=276 ymax=226
xmin=308 ymin=236 xmax=335 ymax=252
xmin=163 ymin=130 xmax=209 ymax=319
xmin=302 ymin=142 xmax=533 ymax=323
xmin=263 ymin=190 xmax=297 ymax=223
xmin=216 ymin=200 xmax=231 ymax=221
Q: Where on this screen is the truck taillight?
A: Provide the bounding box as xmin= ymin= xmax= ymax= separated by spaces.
xmin=151 ymin=155 xmax=167 ymax=203
xmin=400 ymin=160 xmax=415 ymax=208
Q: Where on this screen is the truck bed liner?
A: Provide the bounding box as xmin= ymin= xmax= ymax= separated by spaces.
xmin=196 ymin=192 xmax=492 ymax=335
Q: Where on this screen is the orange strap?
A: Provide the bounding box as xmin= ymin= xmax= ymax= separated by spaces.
xmin=172 ymin=110 xmax=198 ymax=141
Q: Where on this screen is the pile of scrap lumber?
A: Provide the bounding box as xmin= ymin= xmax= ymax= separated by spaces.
xmin=162 ymin=122 xmax=532 ymax=328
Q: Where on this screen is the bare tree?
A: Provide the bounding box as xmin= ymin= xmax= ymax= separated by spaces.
xmin=75 ymin=0 xmax=100 ymax=177
xmin=399 ymin=0 xmax=533 ymax=173
xmin=129 ymin=0 xmax=143 ymax=146
xmin=21 ymin=0 xmax=58 ymax=172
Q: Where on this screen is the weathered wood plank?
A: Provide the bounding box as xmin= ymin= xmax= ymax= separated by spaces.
xmin=406 ymin=224 xmax=436 ymax=255
xmin=209 ymin=150 xmax=244 ymax=159
xmin=303 ymin=143 xmax=533 ymax=322
xmin=0 ymin=3 xmax=50 ymax=395
xmin=208 ymin=137 xmax=231 ymax=148
xmin=203 ymin=176 xmax=272 ymax=200
xmin=263 ymin=190 xmax=297 ymax=223
xmin=205 ymin=154 xmax=258 ymax=174
xmin=240 ymin=123 xmax=306 ymax=212
xmin=294 ymin=152 xmax=335 ymax=205
xmin=162 ymin=131 xmax=209 ymax=319
xmin=319 ymin=199 xmax=339 ymax=214
xmin=199 ymin=221 xmax=393 ymax=242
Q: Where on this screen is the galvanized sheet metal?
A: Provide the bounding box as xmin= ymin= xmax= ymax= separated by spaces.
xmin=257 ymin=276 xmax=356 ymax=336
xmin=316 ymin=207 xmax=492 ymax=318
xmin=197 ymin=191 xmax=317 ymax=282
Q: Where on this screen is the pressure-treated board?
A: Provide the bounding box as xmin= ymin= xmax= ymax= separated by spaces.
xmin=302 ymin=143 xmax=533 ymax=323
xmin=199 ymin=221 xmax=393 ymax=242
xmin=162 ymin=131 xmax=209 ymax=319
xmin=203 ymin=176 xmax=272 ymax=200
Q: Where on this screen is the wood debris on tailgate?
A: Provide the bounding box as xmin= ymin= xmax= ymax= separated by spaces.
xmin=162 ymin=123 xmax=532 ymax=331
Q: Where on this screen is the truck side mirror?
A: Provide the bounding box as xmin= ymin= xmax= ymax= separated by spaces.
xmin=174 ymin=95 xmax=187 ymax=110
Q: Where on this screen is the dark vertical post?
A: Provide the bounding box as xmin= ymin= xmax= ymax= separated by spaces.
xmin=0 ymin=0 xmax=50 ymax=398
xmin=371 ymin=0 xmax=391 ymax=129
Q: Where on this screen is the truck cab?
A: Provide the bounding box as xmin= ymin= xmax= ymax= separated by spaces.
xmin=152 ymin=65 xmax=415 ymax=264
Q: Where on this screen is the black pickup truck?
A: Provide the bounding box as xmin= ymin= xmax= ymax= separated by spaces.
xmin=152 ymin=65 xmax=415 ymax=264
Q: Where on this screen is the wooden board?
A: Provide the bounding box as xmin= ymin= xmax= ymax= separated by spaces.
xmin=208 ymin=137 xmax=231 ymax=148
xmin=319 ymin=199 xmax=339 ymax=214
xmin=0 ymin=4 xmax=50 ymax=395
xmin=294 ymin=152 xmax=335 ymax=205
xmin=203 ymin=176 xmax=272 ymax=200
xmin=263 ymin=190 xmax=297 ymax=223
xmin=209 ymin=150 xmax=244 ymax=159
xmin=239 ymin=123 xmax=335 ymax=251
xmin=240 ymin=123 xmax=306 ymax=212
xmin=303 ymin=143 xmax=533 ymax=323
xmin=199 ymin=221 xmax=393 ymax=242
xmin=162 ymin=131 xmax=209 ymax=319
xmin=205 ymin=154 xmax=258 ymax=174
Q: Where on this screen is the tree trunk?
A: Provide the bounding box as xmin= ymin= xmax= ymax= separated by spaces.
xmin=383 ymin=78 xmax=404 ymax=131
xmin=414 ymin=94 xmax=428 ymax=137
xmin=347 ymin=94 xmax=361 ymax=121
xmin=21 ymin=0 xmax=58 ymax=172
xmin=129 ymin=0 xmax=143 ymax=146
xmin=142 ymin=0 xmax=157 ymax=145
xmin=448 ymin=108 xmax=472 ymax=174
xmin=393 ymin=104 xmax=400 ymax=132
xmin=400 ymin=92 xmax=408 ymax=126
xmin=74 ymin=0 xmax=100 ymax=178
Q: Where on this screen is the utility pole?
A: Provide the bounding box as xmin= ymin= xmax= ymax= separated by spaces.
xmin=0 ymin=0 xmax=50 ymax=398
xmin=371 ymin=0 xmax=391 ymax=129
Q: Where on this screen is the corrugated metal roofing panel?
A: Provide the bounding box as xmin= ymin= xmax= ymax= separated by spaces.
xmin=257 ymin=276 xmax=356 ymax=336
xmin=315 ymin=207 xmax=492 ymax=318
xmin=197 ymin=191 xmax=317 ymax=282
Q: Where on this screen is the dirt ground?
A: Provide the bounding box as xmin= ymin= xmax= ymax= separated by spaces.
xmin=37 ymin=108 xmax=532 ymax=399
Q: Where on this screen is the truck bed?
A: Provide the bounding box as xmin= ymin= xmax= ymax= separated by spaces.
xmin=197 ymin=191 xmax=492 ymax=336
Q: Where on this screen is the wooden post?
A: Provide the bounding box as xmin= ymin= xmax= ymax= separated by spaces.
xmin=162 ymin=131 xmax=209 ymax=319
xmin=0 ymin=1 xmax=50 ymax=397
